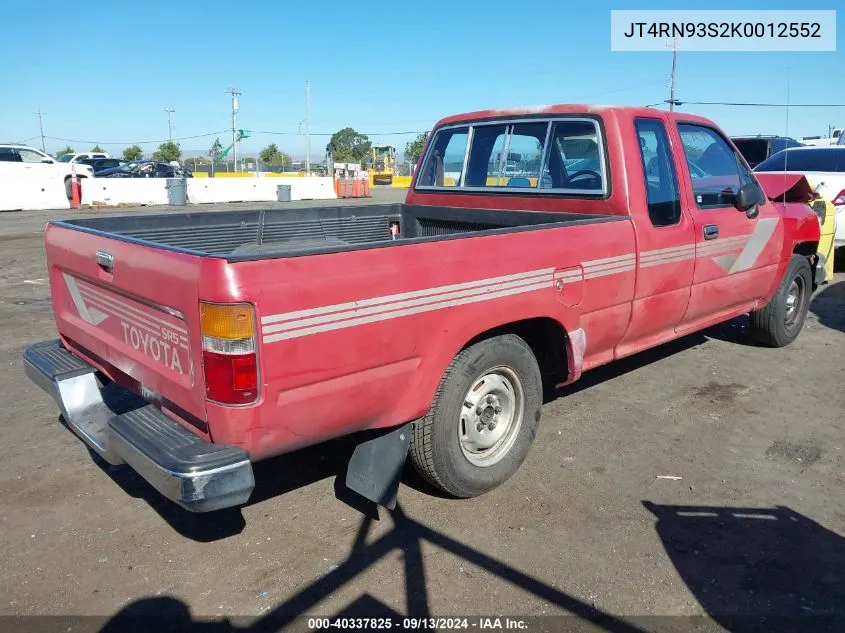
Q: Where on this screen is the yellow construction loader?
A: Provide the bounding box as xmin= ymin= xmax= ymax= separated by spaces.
xmin=368 ymin=145 xmax=396 ymax=185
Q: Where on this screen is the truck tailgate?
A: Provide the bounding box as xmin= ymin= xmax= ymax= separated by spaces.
xmin=44 ymin=223 xmax=207 ymax=426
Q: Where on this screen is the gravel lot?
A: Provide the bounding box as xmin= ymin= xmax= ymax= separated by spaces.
xmin=1 ymin=189 xmax=844 ymax=632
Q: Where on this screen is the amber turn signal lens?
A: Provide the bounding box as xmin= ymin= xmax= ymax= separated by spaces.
xmin=200 ymin=302 xmax=255 ymax=340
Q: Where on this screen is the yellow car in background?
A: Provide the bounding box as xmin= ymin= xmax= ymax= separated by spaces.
xmin=807 ymin=186 xmax=837 ymax=286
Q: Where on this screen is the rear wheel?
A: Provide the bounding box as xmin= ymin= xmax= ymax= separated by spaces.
xmin=750 ymin=255 xmax=812 ymax=347
xmin=409 ymin=334 xmax=543 ymax=498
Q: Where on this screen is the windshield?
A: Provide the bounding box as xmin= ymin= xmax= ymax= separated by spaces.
xmin=755 ymin=148 xmax=845 ymax=173
xmin=58 ymin=154 xmax=72 ymax=162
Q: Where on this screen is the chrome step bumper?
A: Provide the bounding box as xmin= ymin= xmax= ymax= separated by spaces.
xmin=24 ymin=340 xmax=254 ymax=512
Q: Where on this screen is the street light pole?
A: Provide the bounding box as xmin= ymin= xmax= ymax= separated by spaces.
xmin=667 ymin=38 xmax=679 ymax=112
xmin=34 ymin=108 xmax=46 ymax=153
xmin=164 ymin=106 xmax=175 ymax=141
xmin=225 ymin=87 xmax=242 ymax=171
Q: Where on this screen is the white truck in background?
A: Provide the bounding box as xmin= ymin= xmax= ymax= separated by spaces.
xmin=801 ymin=128 xmax=843 ymax=147
xmin=0 ymin=144 xmax=93 ymax=199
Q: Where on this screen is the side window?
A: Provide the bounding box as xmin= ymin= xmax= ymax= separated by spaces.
xmin=678 ymin=123 xmax=753 ymax=208
xmin=540 ymin=120 xmax=605 ymax=192
xmin=635 ymin=119 xmax=681 ymax=227
xmin=0 ymin=149 xmax=21 ymax=162
xmin=18 ymin=149 xmax=46 ymax=163
xmin=416 ymin=127 xmax=469 ymax=187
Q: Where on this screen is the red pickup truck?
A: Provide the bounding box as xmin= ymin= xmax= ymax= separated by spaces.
xmin=25 ymin=105 xmax=821 ymax=513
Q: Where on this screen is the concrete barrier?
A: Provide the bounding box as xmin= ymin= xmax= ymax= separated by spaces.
xmin=391 ymin=176 xmax=413 ymax=188
xmin=289 ymin=177 xmax=336 ymax=200
xmin=81 ymin=178 xmax=169 ymax=207
xmin=187 ymin=176 xmax=336 ymax=203
xmin=0 ymin=175 xmax=69 ymax=211
xmin=1 ymin=175 xmax=336 ymax=210
xmin=187 ymin=178 xmax=275 ymax=203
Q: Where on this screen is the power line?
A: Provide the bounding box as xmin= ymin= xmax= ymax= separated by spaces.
xmin=36 ymin=127 xmax=423 ymax=148
xmin=670 ymin=100 xmax=845 ymax=108
xmin=251 ymin=129 xmax=425 ymax=137
xmin=44 ymin=130 xmax=228 ymax=146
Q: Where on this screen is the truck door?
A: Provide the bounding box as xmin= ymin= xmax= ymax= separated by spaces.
xmin=616 ymin=117 xmax=695 ymax=357
xmin=674 ymin=123 xmax=785 ymax=331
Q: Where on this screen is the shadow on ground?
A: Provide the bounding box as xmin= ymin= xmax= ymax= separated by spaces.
xmin=92 ymin=503 xmax=845 ymax=633
xmin=643 ymin=502 xmax=845 ymax=633
xmin=810 ymin=280 xmax=845 ymax=334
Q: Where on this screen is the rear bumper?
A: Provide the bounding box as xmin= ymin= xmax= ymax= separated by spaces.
xmin=24 ymin=340 xmax=254 ymax=512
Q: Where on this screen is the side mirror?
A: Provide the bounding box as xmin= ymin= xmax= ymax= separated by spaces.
xmin=41 ymin=158 xmax=53 ymax=164
xmin=735 ymin=182 xmax=765 ymax=218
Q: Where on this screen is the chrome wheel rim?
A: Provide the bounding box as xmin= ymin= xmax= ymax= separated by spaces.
xmin=784 ymin=276 xmax=804 ymax=328
xmin=458 ymin=366 xmax=524 ymax=467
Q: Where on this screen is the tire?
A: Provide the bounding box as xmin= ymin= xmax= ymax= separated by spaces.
xmin=750 ymin=254 xmax=812 ymax=347
xmin=409 ymin=334 xmax=543 ymax=498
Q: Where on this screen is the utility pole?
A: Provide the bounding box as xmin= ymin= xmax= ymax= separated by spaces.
xmin=225 ymin=87 xmax=242 ymax=171
xmin=305 ymin=80 xmax=311 ymax=175
xmin=164 ymin=106 xmax=175 ymax=141
xmin=667 ymin=38 xmax=679 ymax=111
xmin=34 ymin=108 xmax=46 ymax=153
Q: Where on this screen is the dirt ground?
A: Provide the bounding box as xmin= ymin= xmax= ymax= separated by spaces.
xmin=1 ymin=189 xmax=844 ymax=632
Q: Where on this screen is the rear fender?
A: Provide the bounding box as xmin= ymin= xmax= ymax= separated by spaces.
xmin=417 ymin=307 xmax=580 ymax=418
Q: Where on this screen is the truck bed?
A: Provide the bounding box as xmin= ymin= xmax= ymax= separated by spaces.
xmin=56 ymin=203 xmax=625 ymax=261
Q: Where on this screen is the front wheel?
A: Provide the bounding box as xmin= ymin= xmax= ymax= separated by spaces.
xmin=409 ymin=334 xmax=543 ymax=498
xmin=750 ymin=254 xmax=812 ymax=347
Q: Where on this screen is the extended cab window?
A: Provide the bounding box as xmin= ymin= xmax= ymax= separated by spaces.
xmin=636 ymin=119 xmax=680 ymax=227
xmin=678 ymin=124 xmax=753 ymax=209
xmin=417 ymin=117 xmax=606 ymax=194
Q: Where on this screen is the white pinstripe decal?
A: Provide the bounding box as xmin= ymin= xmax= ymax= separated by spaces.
xmin=259 ymin=223 xmax=776 ymax=344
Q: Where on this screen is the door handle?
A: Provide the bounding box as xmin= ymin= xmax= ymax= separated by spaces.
xmin=703 ymin=225 xmax=719 ymax=240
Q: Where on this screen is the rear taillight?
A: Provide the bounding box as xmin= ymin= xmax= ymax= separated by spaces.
xmin=200 ymin=302 xmax=258 ymax=405
xmin=831 ymin=189 xmax=845 ymax=206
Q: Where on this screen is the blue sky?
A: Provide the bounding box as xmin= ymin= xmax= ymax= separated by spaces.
xmin=1 ymin=0 xmax=842 ymax=160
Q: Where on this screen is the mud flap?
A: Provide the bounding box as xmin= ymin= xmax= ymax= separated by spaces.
xmin=345 ymin=423 xmax=412 ymax=510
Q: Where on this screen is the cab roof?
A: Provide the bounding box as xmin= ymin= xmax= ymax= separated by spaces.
xmin=434 ymin=104 xmax=716 ymax=128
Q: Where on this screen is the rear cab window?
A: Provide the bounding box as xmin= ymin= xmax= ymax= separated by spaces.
xmin=416 ymin=116 xmax=607 ymax=196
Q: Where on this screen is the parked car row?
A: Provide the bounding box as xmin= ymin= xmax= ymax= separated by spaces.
xmin=94 ymin=160 xmax=192 ymax=178
xmin=0 ymin=144 xmax=193 ymax=200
